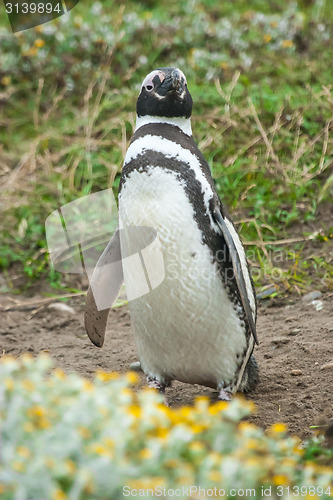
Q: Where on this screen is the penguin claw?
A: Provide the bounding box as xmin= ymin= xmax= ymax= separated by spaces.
xmin=147 ymin=378 xmax=166 ymax=392
xmin=218 ymin=389 xmax=232 ymax=401
xmin=147 ymin=378 xmax=169 ymax=406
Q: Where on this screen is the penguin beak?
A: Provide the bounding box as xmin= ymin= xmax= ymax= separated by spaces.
xmin=160 ymin=69 xmax=186 ymax=96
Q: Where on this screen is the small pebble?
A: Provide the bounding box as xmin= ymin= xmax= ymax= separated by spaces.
xmin=301 ymin=291 xmax=322 ymax=303
xmin=287 ymin=328 xmax=301 ymax=336
xmin=129 ymin=361 xmax=142 ymax=372
xmin=290 ymin=370 xmax=303 ymax=376
xmin=48 ymin=303 xmax=76 ymax=314
xmin=320 ymin=362 xmax=333 ymax=371
xmin=257 ymin=286 xmax=277 ymax=300
xmin=311 ymin=300 xmax=324 ymax=311
xmin=312 ymin=299 xmax=323 ymax=311
xmin=271 ymin=337 xmax=290 ymax=345
xmin=285 ymin=316 xmax=297 ymax=323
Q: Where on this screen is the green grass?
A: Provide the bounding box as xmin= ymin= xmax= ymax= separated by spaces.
xmin=0 ymin=0 xmax=333 ymax=294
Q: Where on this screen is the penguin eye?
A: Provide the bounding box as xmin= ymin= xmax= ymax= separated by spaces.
xmin=145 ymin=84 xmax=153 ymax=91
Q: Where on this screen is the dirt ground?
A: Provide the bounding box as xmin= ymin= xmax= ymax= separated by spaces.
xmin=1 ymin=290 xmax=332 ymax=440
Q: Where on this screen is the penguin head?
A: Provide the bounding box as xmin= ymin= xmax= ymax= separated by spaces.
xmin=137 ymin=67 xmax=193 ymax=119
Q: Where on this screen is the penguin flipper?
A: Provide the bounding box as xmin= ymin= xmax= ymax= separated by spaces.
xmin=212 ymin=204 xmax=259 ymax=346
xmin=84 ymin=229 xmax=123 ymax=347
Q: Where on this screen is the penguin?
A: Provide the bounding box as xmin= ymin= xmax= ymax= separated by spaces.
xmin=85 ymin=67 xmax=259 ymax=401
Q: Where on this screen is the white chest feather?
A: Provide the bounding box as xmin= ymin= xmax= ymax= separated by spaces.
xmin=119 ymin=166 xmax=248 ymax=390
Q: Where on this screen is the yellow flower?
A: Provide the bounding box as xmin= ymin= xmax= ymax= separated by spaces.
xmin=128 ymin=405 xmax=141 ymax=418
xmin=5 ymin=378 xmax=14 ymax=390
xmin=27 ymin=405 xmax=46 ymax=418
xmin=208 ymin=470 xmax=222 ymax=482
xmin=22 ymin=47 xmax=38 ymax=57
xmin=82 ymin=380 xmax=94 ymax=392
xmin=263 ymin=34 xmax=272 ymax=43
xmin=282 ymin=457 xmax=297 ymax=467
xmin=83 ymin=477 xmax=95 ymax=494
xmin=53 ymin=368 xmax=66 ymax=380
xmin=189 ymin=441 xmax=205 ymax=452
xmin=38 ymin=418 xmax=51 ymax=429
xmin=208 ymin=452 xmax=222 ymax=465
xmin=139 ymin=448 xmax=153 ymax=459
xmin=282 ymin=40 xmax=294 ymax=48
xmin=90 ymin=443 xmax=112 ymax=458
xmin=34 ymin=39 xmax=45 ymax=48
xmin=21 ymin=353 xmax=33 ymax=363
xmin=78 ymin=426 xmax=92 ymax=439
xmin=246 ymin=457 xmax=261 ymax=468
xmin=17 ymin=446 xmax=31 ymax=458
xmin=273 ymin=474 xmax=289 ymax=486
xmin=45 ymin=457 xmax=55 ymax=468
xmin=155 ymin=427 xmax=169 ymax=439
xmin=98 ymin=406 xmax=109 ymax=417
xmin=22 ymin=379 xmax=35 ymax=391
xmin=0 ymin=355 xmax=15 ymax=364
xmin=11 ymin=461 xmax=25 ymax=472
xmin=208 ymin=401 xmax=228 ymax=415
xmin=52 ymin=489 xmax=68 ymax=500
xmin=245 ymin=438 xmax=258 ymax=450
xmin=238 ymin=421 xmax=257 ymax=433
xmin=179 ymin=406 xmax=192 ymax=418
xmin=34 ymin=25 xmax=44 ymax=33
xmin=23 ymin=422 xmax=34 ymax=433
xmin=96 ymin=371 xmax=119 ymax=382
xmin=191 ymin=423 xmax=206 ymax=434
xmin=105 ymin=438 xmax=114 ymax=448
xmin=164 ymin=458 xmax=180 ymax=468
xmin=270 ymin=21 xmax=278 ymax=28
xmin=128 ymin=477 xmax=166 ymax=489
xmin=194 ymin=396 xmax=209 ymax=406
xmin=65 ymin=459 xmax=76 ymax=474
xmin=0 ymin=484 xmax=4 ymax=494
xmin=269 ymin=422 xmax=287 ymax=434
xmin=120 ymin=388 xmax=133 ymax=398
xmin=126 ymin=371 xmax=139 ymax=384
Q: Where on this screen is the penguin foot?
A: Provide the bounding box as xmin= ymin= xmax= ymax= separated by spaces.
xmin=147 ymin=378 xmax=166 ymax=392
xmin=218 ymin=389 xmax=232 ymax=401
xmin=147 ymin=378 xmax=169 ymax=406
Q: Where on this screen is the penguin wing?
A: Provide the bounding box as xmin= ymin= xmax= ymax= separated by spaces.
xmin=84 ymin=229 xmax=123 ymax=347
xmin=212 ymin=203 xmax=259 ymax=346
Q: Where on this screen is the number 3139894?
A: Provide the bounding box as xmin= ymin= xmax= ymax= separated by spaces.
xmin=5 ymin=3 xmax=62 ymax=14
xmin=277 ymin=486 xmax=332 ymax=497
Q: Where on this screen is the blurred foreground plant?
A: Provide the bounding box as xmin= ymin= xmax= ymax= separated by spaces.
xmin=0 ymin=354 xmax=332 ymax=499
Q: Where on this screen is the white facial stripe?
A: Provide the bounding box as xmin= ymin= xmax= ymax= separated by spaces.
xmin=224 ymin=218 xmax=256 ymax=319
xmin=124 ymin=134 xmax=218 ymax=230
xmin=135 ymin=116 xmax=192 ymax=136
xmin=141 ymin=70 xmax=165 ymax=91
